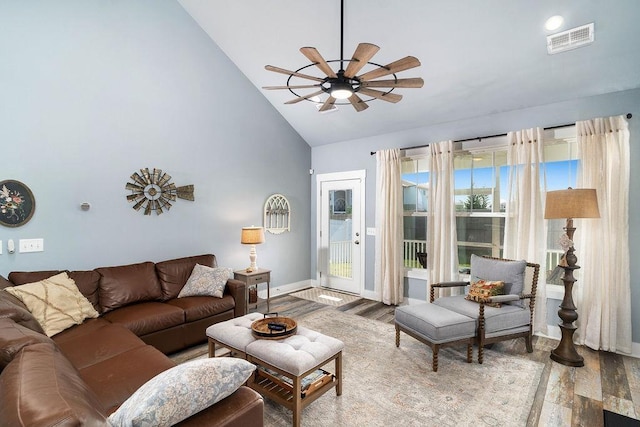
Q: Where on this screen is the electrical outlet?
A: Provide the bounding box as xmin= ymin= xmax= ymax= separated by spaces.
xmin=19 ymin=238 xmax=44 ymax=253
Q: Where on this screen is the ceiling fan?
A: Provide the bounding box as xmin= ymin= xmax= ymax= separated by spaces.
xmin=262 ymin=0 xmax=424 ymax=113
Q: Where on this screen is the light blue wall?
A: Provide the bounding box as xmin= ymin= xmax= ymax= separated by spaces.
xmin=311 ymin=88 xmax=640 ymax=342
xmin=0 ymin=0 xmax=311 ymax=288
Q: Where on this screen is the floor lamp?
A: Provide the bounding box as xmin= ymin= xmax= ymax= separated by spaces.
xmin=544 ymin=188 xmax=600 ymax=367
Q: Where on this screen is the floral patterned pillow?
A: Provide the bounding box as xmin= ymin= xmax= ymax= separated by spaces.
xmin=107 ymin=358 xmax=256 ymax=427
xmin=177 ymin=264 xmax=232 ymax=298
xmin=464 ymin=279 xmax=505 ymax=307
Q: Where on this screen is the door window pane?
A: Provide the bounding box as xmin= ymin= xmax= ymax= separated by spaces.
xmin=329 ymin=189 xmax=352 ymax=278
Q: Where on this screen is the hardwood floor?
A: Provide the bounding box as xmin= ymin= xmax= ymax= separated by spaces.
xmin=262 ymin=294 xmax=640 ymax=427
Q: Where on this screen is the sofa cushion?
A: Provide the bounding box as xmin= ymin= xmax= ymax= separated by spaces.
xmin=108 ymin=358 xmax=255 ymax=427
xmin=175 ymin=386 xmax=264 ymax=427
xmin=0 ymin=317 xmax=52 ymax=370
xmin=5 ymin=272 xmax=100 ymax=336
xmin=0 ymin=289 xmax=45 ymax=333
xmin=0 ymin=342 xmax=108 ymax=426
xmin=7 ymin=270 xmax=62 ymax=285
xmin=178 ymin=264 xmax=232 ymax=299
xmin=54 ymin=322 xmax=146 ymax=370
xmin=96 ymin=261 xmax=162 ymax=313
xmin=470 ymin=254 xmax=527 ymax=307
xmin=8 ymin=270 xmax=102 ymax=313
xmin=101 ymin=301 xmax=184 ymax=336
xmin=166 ymin=295 xmax=235 ymax=322
xmin=68 ymin=270 xmax=102 ymax=313
xmin=156 ymin=254 xmax=216 ymax=300
xmin=78 ymin=344 xmax=177 ymax=415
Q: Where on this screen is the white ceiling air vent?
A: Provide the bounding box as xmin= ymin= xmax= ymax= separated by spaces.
xmin=547 ymin=23 xmax=595 ymax=54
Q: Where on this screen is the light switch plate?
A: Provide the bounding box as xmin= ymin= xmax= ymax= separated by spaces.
xmin=19 ymin=238 xmax=44 ymax=253
xmin=366 ymin=227 xmax=376 ymax=236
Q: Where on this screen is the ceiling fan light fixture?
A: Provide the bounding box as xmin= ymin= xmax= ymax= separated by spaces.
xmin=330 ymin=82 xmax=354 ymax=99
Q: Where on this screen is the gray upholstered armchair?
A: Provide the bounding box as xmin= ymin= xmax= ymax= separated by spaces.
xmin=430 ymin=254 xmax=540 ymax=363
xmin=395 ymin=254 xmax=540 ymax=370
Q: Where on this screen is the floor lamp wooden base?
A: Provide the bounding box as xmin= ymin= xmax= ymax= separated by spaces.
xmin=550 ymin=255 xmax=584 ymax=367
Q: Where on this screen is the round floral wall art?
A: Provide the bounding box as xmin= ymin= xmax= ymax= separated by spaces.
xmin=0 ymin=180 xmax=36 ymax=227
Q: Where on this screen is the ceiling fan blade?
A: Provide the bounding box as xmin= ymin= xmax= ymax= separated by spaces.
xmin=358 ymin=56 xmax=421 ymax=81
xmin=262 ymin=84 xmax=321 ymax=90
xmin=358 ymin=87 xmax=403 ymax=103
xmin=318 ymin=96 xmax=336 ymax=112
xmin=361 ymin=77 xmax=424 ymax=88
xmin=265 ymin=65 xmax=324 ymax=82
xmin=300 ymin=47 xmax=337 ymax=78
xmin=344 ymin=43 xmax=380 ymax=78
xmin=348 ymin=93 xmax=369 ymax=112
xmin=284 ymin=89 xmax=325 ymax=104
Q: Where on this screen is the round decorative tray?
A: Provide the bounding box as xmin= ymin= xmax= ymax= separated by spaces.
xmin=251 ymin=314 xmax=297 ymax=340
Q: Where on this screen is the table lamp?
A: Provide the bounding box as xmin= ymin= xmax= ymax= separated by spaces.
xmin=544 ymin=187 xmax=600 ymax=367
xmin=241 ymin=226 xmax=265 ymax=272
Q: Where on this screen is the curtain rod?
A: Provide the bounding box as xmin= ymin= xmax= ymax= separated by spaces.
xmin=369 ymin=113 xmax=633 ymax=155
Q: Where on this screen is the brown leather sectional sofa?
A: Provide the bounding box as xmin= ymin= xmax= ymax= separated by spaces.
xmin=0 ymin=254 xmax=264 ymax=426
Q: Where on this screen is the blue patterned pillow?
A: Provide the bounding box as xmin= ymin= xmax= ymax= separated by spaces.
xmin=177 ymin=264 xmax=233 ymax=298
xmin=107 ymin=358 xmax=255 ymax=427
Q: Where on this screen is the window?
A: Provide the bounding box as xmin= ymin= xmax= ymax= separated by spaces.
xmin=454 ymin=150 xmax=507 ymax=270
xmin=402 ymin=157 xmax=429 ymax=268
xmin=400 ymin=127 xmax=578 ymax=286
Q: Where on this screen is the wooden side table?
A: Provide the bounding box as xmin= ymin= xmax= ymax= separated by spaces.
xmin=233 ymin=268 xmax=271 ymax=312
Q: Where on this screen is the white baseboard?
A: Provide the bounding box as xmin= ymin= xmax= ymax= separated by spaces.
xmin=257 ymin=279 xmax=312 ymax=299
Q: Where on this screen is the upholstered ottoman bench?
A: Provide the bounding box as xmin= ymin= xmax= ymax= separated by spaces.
xmin=395 ymin=303 xmax=476 ymax=372
xmin=206 ymin=314 xmax=344 ymax=427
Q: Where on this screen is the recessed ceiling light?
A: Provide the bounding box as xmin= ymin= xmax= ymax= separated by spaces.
xmin=545 ymin=15 xmax=564 ymax=31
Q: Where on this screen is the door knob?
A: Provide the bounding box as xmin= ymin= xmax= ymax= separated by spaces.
xmin=354 ymin=240 xmax=360 ymax=245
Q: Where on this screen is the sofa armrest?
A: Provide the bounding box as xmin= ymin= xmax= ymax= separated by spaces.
xmin=429 ymin=281 xmax=469 ymax=302
xmin=225 ymin=279 xmax=247 ymax=317
xmin=0 ymin=275 xmax=13 ymax=290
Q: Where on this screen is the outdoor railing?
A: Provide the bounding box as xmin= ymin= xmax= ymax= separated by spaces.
xmin=330 ymin=239 xmax=565 ymax=279
xmin=329 ymin=240 xmax=352 ymax=278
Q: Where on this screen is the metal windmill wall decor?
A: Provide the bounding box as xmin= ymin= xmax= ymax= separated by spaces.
xmin=125 ymin=168 xmax=194 ymax=216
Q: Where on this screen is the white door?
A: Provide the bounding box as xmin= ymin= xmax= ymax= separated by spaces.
xmin=317 ymin=172 xmax=364 ymax=295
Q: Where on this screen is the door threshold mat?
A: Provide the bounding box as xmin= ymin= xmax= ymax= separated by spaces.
xmin=290 ymin=287 xmax=361 ymax=307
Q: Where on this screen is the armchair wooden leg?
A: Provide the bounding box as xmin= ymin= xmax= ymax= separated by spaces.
xmin=525 ymin=335 xmax=533 ymax=353
xmin=466 ymin=342 xmax=473 ymax=363
xmin=432 ymin=344 xmax=439 ymax=372
xmin=395 ymin=325 xmax=400 ymax=347
xmin=478 ymin=345 xmax=484 ymax=364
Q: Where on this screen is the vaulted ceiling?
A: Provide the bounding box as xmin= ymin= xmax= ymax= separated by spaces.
xmin=178 ymin=0 xmax=640 ymax=147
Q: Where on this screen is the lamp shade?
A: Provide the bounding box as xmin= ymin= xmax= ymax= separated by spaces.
xmin=544 ymin=188 xmax=600 ymax=219
xmin=241 ymin=226 xmax=265 ymax=245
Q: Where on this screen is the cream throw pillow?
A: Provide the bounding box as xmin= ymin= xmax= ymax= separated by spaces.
xmin=5 ymin=272 xmax=99 ymax=336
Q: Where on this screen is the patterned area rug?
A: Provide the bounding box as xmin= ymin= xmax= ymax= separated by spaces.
xmin=170 ymin=309 xmax=544 ymax=426
xmin=262 ymin=309 xmax=544 ymax=427
xmin=290 ymin=287 xmax=361 ymax=307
